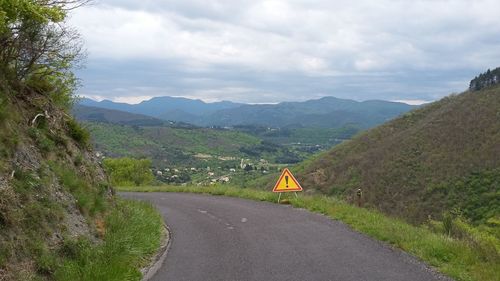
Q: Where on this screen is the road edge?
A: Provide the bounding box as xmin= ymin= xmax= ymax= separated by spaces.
xmin=141 ymin=223 xmax=172 ymax=281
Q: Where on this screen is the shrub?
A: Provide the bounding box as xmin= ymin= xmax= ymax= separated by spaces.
xmin=67 ymin=119 xmax=90 ymax=146
xmin=0 ymin=96 xmax=7 ymax=123
xmin=451 ymin=218 xmax=500 ymax=263
xmin=28 ymin=127 xmax=55 ymax=153
xmin=103 ymin=158 xmax=154 ymax=186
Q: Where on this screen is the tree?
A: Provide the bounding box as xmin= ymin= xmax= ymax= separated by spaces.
xmin=103 ymin=157 xmax=154 ymax=186
xmin=0 ymin=0 xmax=89 ymax=107
xmin=244 ymin=164 xmax=253 ymax=172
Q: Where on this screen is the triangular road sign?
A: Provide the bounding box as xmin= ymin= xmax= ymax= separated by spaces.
xmin=273 ymin=168 xmax=303 ymax=192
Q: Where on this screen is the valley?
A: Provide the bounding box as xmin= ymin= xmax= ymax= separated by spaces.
xmin=72 ymin=68 xmax=500 ymax=281
xmin=75 ymin=96 xmax=411 ymax=186
xmin=1 ymin=1 xmax=499 ymax=280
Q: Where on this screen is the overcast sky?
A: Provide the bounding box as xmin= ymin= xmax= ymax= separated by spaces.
xmin=70 ymin=0 xmax=500 ymax=104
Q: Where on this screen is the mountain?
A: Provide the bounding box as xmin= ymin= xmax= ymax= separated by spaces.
xmin=79 ymin=96 xmax=241 ymax=123
xmin=73 ymin=104 xmax=167 ymax=126
xmin=80 ymin=96 xmax=416 ymax=129
xmin=294 ymin=83 xmax=500 ymax=225
xmin=203 ymin=97 xmax=415 ymax=128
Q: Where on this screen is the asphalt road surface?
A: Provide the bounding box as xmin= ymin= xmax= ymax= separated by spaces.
xmin=121 ymin=192 xmax=450 ymax=281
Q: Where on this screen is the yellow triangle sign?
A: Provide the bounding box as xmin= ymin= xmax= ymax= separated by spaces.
xmin=273 ymin=168 xmax=303 ymax=192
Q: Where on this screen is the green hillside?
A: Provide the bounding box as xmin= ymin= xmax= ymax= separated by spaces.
xmin=85 ymin=122 xmax=260 ymax=164
xmin=233 ymin=125 xmax=360 ymax=149
xmin=75 ymin=105 xmax=363 ymax=153
xmin=84 ymin=122 xmax=326 ymax=185
xmin=0 ymin=2 xmax=162 ymax=280
xmin=73 ymin=104 xmax=167 ymax=126
xmin=296 ymin=84 xmax=500 ymax=225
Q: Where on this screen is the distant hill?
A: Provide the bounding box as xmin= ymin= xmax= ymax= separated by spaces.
xmin=82 ymin=121 xmax=311 ymax=176
xmin=203 ymin=97 xmax=415 ymax=128
xmin=79 ymin=96 xmax=241 ymax=123
xmin=295 ymin=84 xmax=500 ymax=225
xmin=73 ymin=104 xmax=167 ymax=126
xmin=83 ymin=122 xmax=260 ymax=167
xmin=79 ymin=96 xmax=416 ymax=129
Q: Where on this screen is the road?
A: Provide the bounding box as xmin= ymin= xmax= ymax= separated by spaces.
xmin=121 ymin=192 xmax=450 ymax=281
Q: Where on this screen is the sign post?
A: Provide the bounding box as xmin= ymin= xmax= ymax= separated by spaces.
xmin=272 ymin=168 xmax=303 ymax=203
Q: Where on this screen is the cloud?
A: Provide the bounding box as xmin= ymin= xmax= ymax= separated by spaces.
xmin=393 ymin=100 xmax=431 ymax=106
xmin=69 ymin=0 xmax=500 ymax=103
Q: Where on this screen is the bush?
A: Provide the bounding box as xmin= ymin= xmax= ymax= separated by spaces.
xmin=0 ymin=96 xmax=7 ymax=123
xmin=103 ymin=158 xmax=154 ymax=186
xmin=67 ymin=119 xmax=90 ymax=146
xmin=451 ymin=218 xmax=500 ymax=263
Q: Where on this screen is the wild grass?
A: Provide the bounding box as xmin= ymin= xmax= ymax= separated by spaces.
xmin=50 ymin=162 xmax=107 ymax=217
xmin=118 ymin=185 xmax=500 ymax=281
xmin=54 ymin=199 xmax=163 ymax=281
xmin=67 ymin=119 xmax=90 ymax=147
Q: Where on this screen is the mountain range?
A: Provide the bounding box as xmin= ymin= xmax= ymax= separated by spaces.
xmin=79 ymin=96 xmax=416 ymax=129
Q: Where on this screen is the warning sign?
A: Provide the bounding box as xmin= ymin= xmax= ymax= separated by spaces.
xmin=272 ymin=168 xmax=303 ymax=192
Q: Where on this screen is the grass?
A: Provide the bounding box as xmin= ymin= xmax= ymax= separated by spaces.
xmin=2 ymin=161 xmax=164 ymax=280
xmin=50 ymin=162 xmax=107 ymax=217
xmin=54 ymin=198 xmax=164 ymax=281
xmin=118 ymin=185 xmax=500 ymax=281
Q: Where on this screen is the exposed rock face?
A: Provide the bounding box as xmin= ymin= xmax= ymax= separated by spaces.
xmin=0 ymin=90 xmax=112 ymax=280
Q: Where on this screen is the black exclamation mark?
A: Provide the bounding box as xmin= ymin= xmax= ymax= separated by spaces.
xmin=285 ymin=176 xmax=289 ymax=188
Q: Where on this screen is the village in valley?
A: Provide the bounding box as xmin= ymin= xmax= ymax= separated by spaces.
xmin=95 ymin=150 xmax=285 ymax=186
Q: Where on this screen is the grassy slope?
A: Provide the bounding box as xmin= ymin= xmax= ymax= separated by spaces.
xmin=0 ymin=92 xmax=163 ymax=280
xmin=84 ymin=122 xmax=261 ymax=165
xmin=295 ymin=85 xmax=500 ymax=224
xmin=54 ymin=199 xmax=163 ymax=281
xmin=117 ymin=185 xmax=499 ymax=281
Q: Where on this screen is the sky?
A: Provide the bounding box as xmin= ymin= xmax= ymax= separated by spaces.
xmin=69 ymin=0 xmax=500 ymax=104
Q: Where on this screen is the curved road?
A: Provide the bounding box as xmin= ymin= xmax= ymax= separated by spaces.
xmin=121 ymin=192 xmax=450 ymax=281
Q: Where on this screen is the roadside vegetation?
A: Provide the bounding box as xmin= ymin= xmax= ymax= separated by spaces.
xmin=103 ymin=157 xmax=155 ymax=186
xmin=0 ymin=1 xmax=164 ymax=280
xmin=54 ymin=199 xmax=163 ymax=281
xmin=117 ymin=185 xmax=499 ymax=281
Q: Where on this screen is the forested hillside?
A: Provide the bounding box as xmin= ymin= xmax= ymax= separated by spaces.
xmin=296 ymin=83 xmax=500 ymax=225
xmin=84 ymin=122 xmax=261 ymax=166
